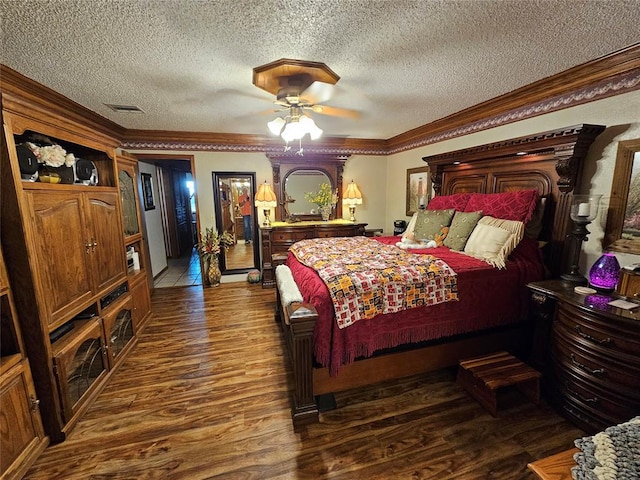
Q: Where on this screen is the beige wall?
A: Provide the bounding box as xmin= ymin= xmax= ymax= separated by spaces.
xmin=132 ymin=89 xmax=640 ymax=281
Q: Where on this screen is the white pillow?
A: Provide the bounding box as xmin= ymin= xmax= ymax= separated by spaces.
xmin=464 ymin=223 xmax=517 ymax=269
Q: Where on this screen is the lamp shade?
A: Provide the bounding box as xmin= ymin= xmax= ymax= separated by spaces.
xmin=254 ymin=181 xmax=277 ymax=207
xmin=267 ymin=117 xmax=285 ymax=136
xmin=589 ymin=252 xmax=621 ymax=292
xmin=343 ymin=181 xmax=363 ymax=206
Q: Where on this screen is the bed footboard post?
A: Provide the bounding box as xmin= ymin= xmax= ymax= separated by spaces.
xmin=286 ymin=303 xmax=319 ymax=427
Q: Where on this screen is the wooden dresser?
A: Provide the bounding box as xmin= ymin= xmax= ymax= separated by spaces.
xmin=259 ymin=220 xmax=367 ymax=287
xmin=528 ymin=280 xmax=640 ymax=433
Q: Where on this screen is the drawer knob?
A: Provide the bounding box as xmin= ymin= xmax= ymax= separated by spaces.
xmin=570 ymin=353 xmax=605 ymax=376
xmin=574 ymin=325 xmax=612 ymax=345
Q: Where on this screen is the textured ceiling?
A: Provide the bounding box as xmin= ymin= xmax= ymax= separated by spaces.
xmin=1 ymin=0 xmax=639 ymax=140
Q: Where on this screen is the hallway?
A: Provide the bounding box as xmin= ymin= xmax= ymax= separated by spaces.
xmin=153 ymin=248 xmax=202 ymax=288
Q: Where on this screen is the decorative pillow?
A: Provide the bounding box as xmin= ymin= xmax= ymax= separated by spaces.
xmin=524 ymin=197 xmax=547 ymax=239
xmin=413 ymin=209 xmax=455 ymax=245
xmin=464 ymin=189 xmax=539 ymax=223
xmin=427 ymin=193 xmax=472 ymax=211
xmin=478 ymin=215 xmax=525 ymax=241
xmin=464 ymin=216 xmax=525 ymax=269
xmin=443 ymin=211 xmax=483 ymax=251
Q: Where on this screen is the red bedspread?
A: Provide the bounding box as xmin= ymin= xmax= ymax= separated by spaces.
xmin=286 ymin=235 xmax=545 ymax=375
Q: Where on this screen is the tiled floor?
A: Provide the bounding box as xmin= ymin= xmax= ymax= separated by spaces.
xmin=153 ymin=247 xmax=202 ymax=288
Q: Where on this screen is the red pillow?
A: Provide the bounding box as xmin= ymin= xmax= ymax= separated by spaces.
xmin=464 ymin=190 xmax=539 ymax=223
xmin=427 ymin=193 xmax=472 ymax=211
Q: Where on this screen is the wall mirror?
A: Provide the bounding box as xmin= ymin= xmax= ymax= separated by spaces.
xmin=604 ymin=138 xmax=640 ymax=255
xmin=267 ymin=154 xmax=349 ymax=222
xmin=285 ymin=169 xmax=332 ymax=215
xmin=212 ymin=172 xmax=260 ymax=274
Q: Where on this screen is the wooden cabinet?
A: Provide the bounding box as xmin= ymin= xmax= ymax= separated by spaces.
xmin=259 ymin=220 xmax=367 ymax=287
xmin=0 ymin=98 xmax=148 ymax=442
xmin=24 ymin=189 xmax=126 ymax=330
xmin=0 ymin=245 xmax=48 ymax=480
xmin=528 ymin=280 xmax=640 ymax=433
xmin=130 ymin=275 xmax=152 ymax=334
xmin=116 ymin=151 xmax=152 ymax=332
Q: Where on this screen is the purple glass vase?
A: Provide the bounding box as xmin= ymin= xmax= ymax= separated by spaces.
xmin=588 ymin=252 xmax=620 ymax=292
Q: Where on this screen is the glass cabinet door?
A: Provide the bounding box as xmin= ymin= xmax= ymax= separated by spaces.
xmin=118 ymin=169 xmax=140 ymax=237
xmin=102 ymin=296 xmax=134 ymax=369
xmin=52 ymin=319 xmax=108 ymax=423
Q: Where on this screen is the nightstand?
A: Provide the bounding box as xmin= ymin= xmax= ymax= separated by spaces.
xmin=527 ymin=279 xmax=640 ymax=433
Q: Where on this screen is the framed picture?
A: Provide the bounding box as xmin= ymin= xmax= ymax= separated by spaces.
xmin=406 ymin=166 xmax=431 ymax=216
xmin=141 ymin=173 xmax=155 ymax=211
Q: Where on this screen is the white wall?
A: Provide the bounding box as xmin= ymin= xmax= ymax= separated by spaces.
xmin=138 ymin=161 xmax=167 ymax=277
xmin=385 ymin=90 xmax=640 ymax=273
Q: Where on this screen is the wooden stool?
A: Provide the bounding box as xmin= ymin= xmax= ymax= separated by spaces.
xmin=456 ymin=351 xmax=541 ymax=416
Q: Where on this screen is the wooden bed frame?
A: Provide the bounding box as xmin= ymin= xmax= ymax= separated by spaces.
xmin=275 ymin=124 xmax=605 ymax=428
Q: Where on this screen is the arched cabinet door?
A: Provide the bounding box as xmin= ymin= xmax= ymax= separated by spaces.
xmin=25 ymin=190 xmax=93 ymax=329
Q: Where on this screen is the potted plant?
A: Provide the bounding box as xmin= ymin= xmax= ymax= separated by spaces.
xmin=196 ymin=228 xmax=234 ymax=286
xmin=304 ymin=182 xmax=337 ymax=221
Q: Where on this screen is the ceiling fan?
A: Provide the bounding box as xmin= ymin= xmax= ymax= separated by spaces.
xmin=252 ymin=59 xmax=359 ymax=150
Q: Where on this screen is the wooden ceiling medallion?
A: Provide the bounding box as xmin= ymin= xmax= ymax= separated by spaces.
xmin=252 ymin=59 xmax=340 ymax=96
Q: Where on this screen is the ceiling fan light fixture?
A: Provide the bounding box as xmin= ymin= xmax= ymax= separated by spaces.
xmin=267 ymin=117 xmax=285 ymax=136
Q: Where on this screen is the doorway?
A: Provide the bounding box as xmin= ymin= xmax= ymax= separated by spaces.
xmin=136 ymin=154 xmax=201 ymax=288
xmin=212 ymin=172 xmax=260 ymax=275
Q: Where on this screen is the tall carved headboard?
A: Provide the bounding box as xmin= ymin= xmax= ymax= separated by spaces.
xmin=423 ymin=124 xmax=606 ymax=277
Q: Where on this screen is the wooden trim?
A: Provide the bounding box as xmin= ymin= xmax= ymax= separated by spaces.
xmin=0 ymin=65 xmax=125 ymax=143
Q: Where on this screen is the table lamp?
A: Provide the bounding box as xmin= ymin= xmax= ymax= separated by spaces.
xmin=343 ymin=180 xmax=363 ymax=222
xmin=254 ymin=181 xmax=277 ymax=227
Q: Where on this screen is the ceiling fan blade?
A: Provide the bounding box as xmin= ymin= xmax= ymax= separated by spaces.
xmin=311 ymin=104 xmax=360 ymax=119
xmin=300 ymin=81 xmax=334 ymax=104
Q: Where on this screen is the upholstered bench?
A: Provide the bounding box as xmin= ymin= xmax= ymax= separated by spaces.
xmin=456 ymin=351 xmax=541 ymax=416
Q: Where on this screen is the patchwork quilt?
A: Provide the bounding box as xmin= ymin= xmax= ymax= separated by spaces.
xmin=289 ymin=236 xmax=458 ymax=328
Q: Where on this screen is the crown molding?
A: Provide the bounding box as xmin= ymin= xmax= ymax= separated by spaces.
xmin=0 ymin=65 xmax=126 ymax=142
xmin=2 ymin=43 xmax=639 ymax=156
xmin=386 ymin=44 xmax=640 ymax=153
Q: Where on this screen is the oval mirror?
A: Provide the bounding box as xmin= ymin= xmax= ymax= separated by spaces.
xmin=285 ymin=169 xmax=331 ymax=215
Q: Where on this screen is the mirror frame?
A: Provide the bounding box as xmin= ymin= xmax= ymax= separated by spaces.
xmin=212 ymin=172 xmax=260 ymax=275
xmin=267 ymin=153 xmax=349 ymax=222
xmin=604 ymin=138 xmax=640 ymax=255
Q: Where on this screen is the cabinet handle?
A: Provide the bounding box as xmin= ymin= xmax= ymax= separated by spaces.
xmin=29 ymin=395 xmax=41 ymax=412
xmin=566 ymin=406 xmax=590 ymax=422
xmin=565 ymin=383 xmax=598 ymax=403
xmin=574 ymin=325 xmax=612 ymax=345
xmin=531 ymin=292 xmax=548 ymax=305
xmin=570 ymin=353 xmax=605 ymax=376
xmin=90 ymin=238 xmax=98 ymax=252
xmin=85 ymin=241 xmax=92 ymax=254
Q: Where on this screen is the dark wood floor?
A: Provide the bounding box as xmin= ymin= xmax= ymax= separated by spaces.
xmin=24 ymin=283 xmax=584 ymax=479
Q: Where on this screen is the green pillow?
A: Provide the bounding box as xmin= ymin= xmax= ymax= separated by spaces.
xmin=413 ymin=209 xmax=455 ymax=244
xmin=443 ymin=211 xmax=483 ymax=251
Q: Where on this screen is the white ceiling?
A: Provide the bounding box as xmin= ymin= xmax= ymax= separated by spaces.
xmin=1 ymin=0 xmax=639 ymax=141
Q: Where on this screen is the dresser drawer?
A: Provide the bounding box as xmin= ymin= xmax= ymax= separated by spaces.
xmin=316 ymin=228 xmax=348 ymax=238
xmin=551 ymin=328 xmax=640 ymax=397
xmin=556 ymin=302 xmax=640 ymax=359
xmin=549 ymin=358 xmax=640 ymax=428
xmin=272 ymin=230 xmax=315 ymax=243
